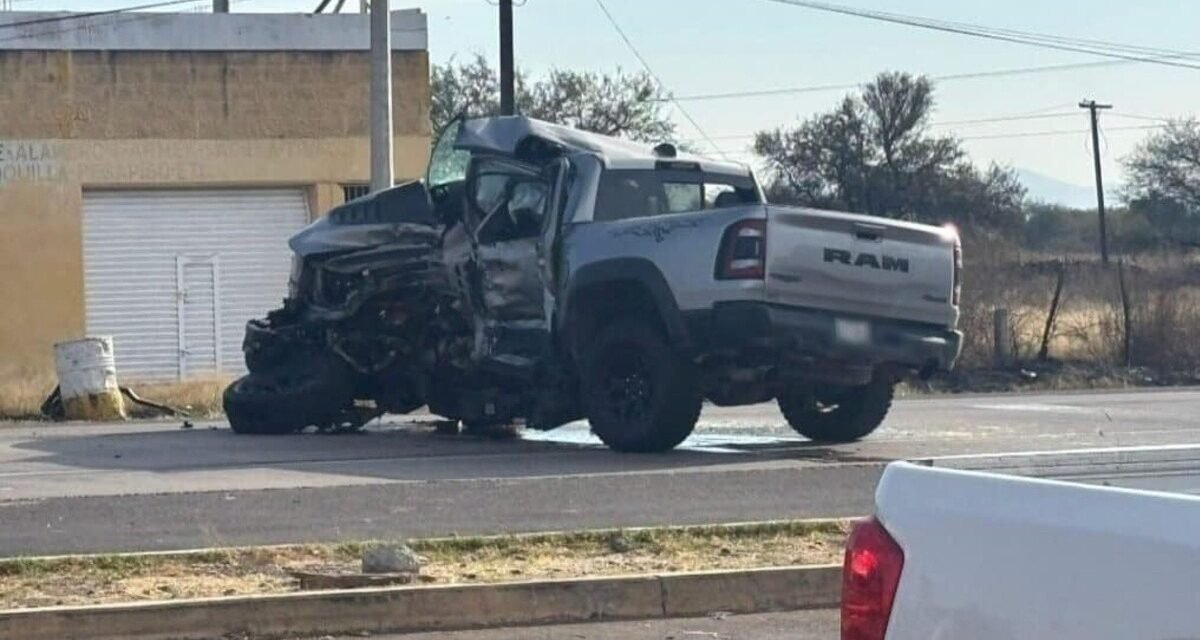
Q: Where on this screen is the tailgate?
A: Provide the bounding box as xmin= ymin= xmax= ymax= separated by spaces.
xmin=763 ymin=205 xmax=956 ymax=326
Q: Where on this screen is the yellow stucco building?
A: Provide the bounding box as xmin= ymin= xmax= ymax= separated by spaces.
xmin=0 ymin=9 xmax=431 ymax=383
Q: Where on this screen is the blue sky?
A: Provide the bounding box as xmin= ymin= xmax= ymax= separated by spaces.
xmin=16 ymin=0 xmax=1200 ymax=196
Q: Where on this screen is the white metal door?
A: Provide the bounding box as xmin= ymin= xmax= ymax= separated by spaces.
xmin=176 ymin=255 xmax=221 ymax=379
xmin=83 ymin=189 xmax=310 ymax=380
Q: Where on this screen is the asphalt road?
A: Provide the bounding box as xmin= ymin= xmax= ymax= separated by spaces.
xmin=342 ymin=610 xmax=839 ymax=640
xmin=1 ymin=387 xmax=1198 ymax=556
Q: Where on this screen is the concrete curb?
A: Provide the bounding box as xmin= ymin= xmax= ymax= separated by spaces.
xmin=0 ymin=565 xmax=840 ymax=640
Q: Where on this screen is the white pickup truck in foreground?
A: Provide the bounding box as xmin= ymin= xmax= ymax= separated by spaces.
xmin=844 ymin=456 xmax=1200 ymax=640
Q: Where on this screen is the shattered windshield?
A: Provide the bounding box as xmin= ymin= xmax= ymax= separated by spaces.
xmin=427 ymin=119 xmax=471 ymax=190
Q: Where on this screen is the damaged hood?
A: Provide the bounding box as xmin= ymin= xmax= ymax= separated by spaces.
xmin=289 ymin=180 xmax=441 ymax=257
xmin=288 ymin=216 xmax=441 ymax=257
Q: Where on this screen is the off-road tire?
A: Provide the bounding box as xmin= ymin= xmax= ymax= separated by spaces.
xmin=224 ymin=355 xmax=354 ymax=435
xmin=777 ymin=378 xmax=894 ymax=443
xmin=579 ymin=317 xmax=702 ymax=453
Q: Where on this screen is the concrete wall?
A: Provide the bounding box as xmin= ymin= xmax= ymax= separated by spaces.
xmin=0 ymin=44 xmax=431 ymax=382
xmin=0 ymin=9 xmax=428 ymax=51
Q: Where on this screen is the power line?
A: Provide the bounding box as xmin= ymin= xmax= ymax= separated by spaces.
xmin=760 ymin=0 xmax=1200 ymax=71
xmin=1110 ymin=112 xmax=1175 ymax=123
xmin=790 ymin=2 xmax=1198 ymax=60
xmin=706 ymin=124 xmax=1167 ymax=153
xmin=591 ymin=0 xmax=726 ymax=158
xmin=958 ymin=124 xmax=1163 ymax=141
xmin=664 ymin=58 xmax=1163 ymax=103
xmin=0 ymin=0 xmax=212 ymax=30
xmin=0 ymin=0 xmax=255 ymax=43
xmin=930 ymin=112 xmax=1079 ymax=127
xmin=686 ymin=110 xmax=1116 ymax=143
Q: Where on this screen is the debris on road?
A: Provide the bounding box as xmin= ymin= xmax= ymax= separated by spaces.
xmin=361 ymin=542 xmax=422 ymax=575
xmin=52 ymin=337 xmax=126 ymax=421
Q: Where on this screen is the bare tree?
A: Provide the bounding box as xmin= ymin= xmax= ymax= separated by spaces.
xmin=754 ymin=72 xmax=1023 ymax=231
xmin=430 ymin=55 xmax=676 ymax=143
xmin=1124 ymin=119 xmax=1200 ymax=245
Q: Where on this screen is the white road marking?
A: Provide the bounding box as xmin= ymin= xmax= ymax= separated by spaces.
xmin=971 ymin=403 xmax=1096 ymax=413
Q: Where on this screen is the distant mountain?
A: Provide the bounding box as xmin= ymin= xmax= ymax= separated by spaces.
xmin=1016 ymin=169 xmax=1098 ymax=209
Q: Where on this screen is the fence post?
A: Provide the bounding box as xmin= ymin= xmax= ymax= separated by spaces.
xmin=1117 ymin=259 xmax=1132 ymax=367
xmin=1038 ymin=261 xmax=1067 ymax=361
xmin=993 ymin=307 xmax=1012 ymax=367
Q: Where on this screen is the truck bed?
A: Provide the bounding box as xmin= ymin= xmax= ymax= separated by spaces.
xmin=874 ymin=457 xmax=1200 ymax=640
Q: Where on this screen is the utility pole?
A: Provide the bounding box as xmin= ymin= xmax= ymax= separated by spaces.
xmin=498 ymin=0 xmax=515 ymax=116
xmin=369 ymin=0 xmax=394 ymax=192
xmin=1080 ymin=99 xmax=1113 ymax=265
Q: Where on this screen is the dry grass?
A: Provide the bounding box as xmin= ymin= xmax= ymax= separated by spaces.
xmin=0 ymin=520 xmax=848 ymax=610
xmin=0 ymin=367 xmax=56 ymax=421
xmin=0 ymin=371 xmax=229 ymax=422
xmin=959 ymin=251 xmax=1200 ymax=372
xmin=127 ymin=376 xmax=230 ymax=419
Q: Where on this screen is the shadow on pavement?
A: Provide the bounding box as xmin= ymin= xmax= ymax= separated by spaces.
xmin=8 ymin=415 xmax=882 ymax=486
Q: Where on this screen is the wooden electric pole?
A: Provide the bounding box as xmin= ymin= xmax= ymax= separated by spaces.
xmin=499 ymin=0 xmax=515 ymax=116
xmin=1080 ymin=99 xmax=1113 ymax=265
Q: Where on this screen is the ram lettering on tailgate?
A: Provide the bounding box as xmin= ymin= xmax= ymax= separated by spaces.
xmin=823 ymin=248 xmax=910 ymax=273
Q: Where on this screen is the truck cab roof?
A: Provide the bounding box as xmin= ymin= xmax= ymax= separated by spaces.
xmin=454 ymin=115 xmax=753 ymax=177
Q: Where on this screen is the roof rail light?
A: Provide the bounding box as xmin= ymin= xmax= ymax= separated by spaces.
xmin=653 ymin=142 xmax=678 ymax=158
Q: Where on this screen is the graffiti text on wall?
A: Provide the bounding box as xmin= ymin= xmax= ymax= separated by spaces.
xmin=0 ymin=142 xmax=62 ymax=186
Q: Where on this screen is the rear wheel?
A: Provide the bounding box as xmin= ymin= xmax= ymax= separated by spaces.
xmin=580 ymin=317 xmax=701 ymax=453
xmin=778 ymin=377 xmax=894 ymax=443
xmin=224 ymin=355 xmax=354 ymax=435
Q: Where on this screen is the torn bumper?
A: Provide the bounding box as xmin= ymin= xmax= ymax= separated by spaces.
xmin=691 ymin=301 xmax=963 ymax=373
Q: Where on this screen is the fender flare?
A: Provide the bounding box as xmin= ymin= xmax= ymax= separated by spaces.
xmin=559 ymin=257 xmax=691 ymax=351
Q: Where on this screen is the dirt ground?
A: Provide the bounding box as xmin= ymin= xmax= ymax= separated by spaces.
xmin=0 ymin=521 xmax=848 ymax=610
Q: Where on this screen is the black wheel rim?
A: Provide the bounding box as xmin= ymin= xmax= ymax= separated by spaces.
xmin=600 ymin=346 xmax=654 ymax=426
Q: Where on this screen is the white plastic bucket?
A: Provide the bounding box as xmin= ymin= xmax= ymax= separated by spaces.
xmin=53 ymin=337 xmax=126 ymax=420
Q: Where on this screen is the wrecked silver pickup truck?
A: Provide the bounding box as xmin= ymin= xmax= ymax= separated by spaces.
xmin=224 ymin=116 xmax=963 ymax=452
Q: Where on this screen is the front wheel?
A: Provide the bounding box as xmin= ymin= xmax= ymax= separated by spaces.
xmin=777 ymin=378 xmax=894 ymax=443
xmin=224 ymin=355 xmax=354 ymax=435
xmin=579 ymin=317 xmax=702 ymax=453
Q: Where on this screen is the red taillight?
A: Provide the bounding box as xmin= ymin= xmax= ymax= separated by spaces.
xmin=716 ymin=219 xmax=767 ymax=280
xmin=842 ymin=517 xmax=904 ymax=640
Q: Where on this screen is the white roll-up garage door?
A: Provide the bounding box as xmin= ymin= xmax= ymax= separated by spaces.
xmin=83 ymin=189 xmax=310 ymax=381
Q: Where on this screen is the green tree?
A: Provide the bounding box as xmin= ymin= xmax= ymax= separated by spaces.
xmin=753 ymin=72 xmax=1025 ymax=232
xmin=430 ymin=55 xmax=676 ymax=143
xmin=1123 ymin=119 xmax=1200 ymax=247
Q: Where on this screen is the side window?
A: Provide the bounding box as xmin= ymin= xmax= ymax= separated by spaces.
xmin=468 ymin=160 xmax=547 ymax=244
xmin=594 ymin=170 xmax=758 ymax=222
xmin=473 ymin=174 xmax=512 ymax=216
xmin=663 ymin=182 xmax=703 ymax=214
xmin=705 ymin=181 xmax=759 ymax=208
xmin=594 ymin=172 xmax=658 ymax=222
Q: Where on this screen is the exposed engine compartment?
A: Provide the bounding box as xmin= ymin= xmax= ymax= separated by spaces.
xmin=225 ymin=145 xmax=578 ymax=434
